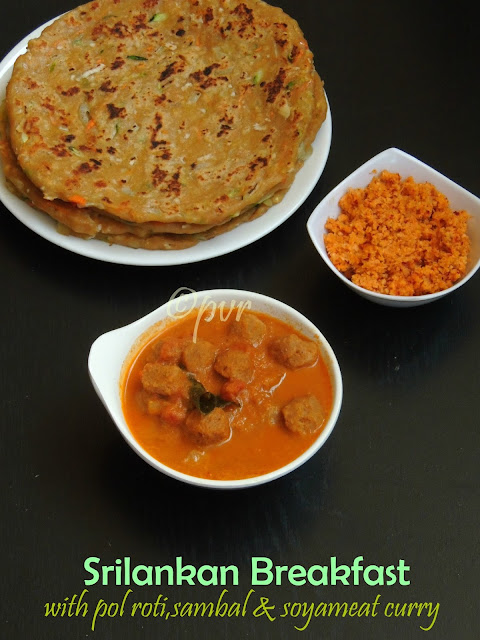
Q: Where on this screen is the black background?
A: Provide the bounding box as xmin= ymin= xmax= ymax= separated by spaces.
xmin=1 ymin=1 xmax=479 ymax=638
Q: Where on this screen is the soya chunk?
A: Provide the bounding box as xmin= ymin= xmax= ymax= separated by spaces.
xmin=141 ymin=363 xmax=189 ymax=399
xmin=181 ymin=340 xmax=216 ymax=374
xmin=214 ymin=348 xmax=253 ymax=383
xmin=151 ymin=338 xmax=185 ymax=365
xmin=229 ymin=312 xmax=267 ymax=346
xmin=184 ymin=408 xmax=231 ymax=446
xmin=281 ymin=395 xmax=325 ymax=435
xmin=270 ymin=334 xmax=318 ymax=369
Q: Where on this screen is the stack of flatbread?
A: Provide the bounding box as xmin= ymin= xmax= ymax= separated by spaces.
xmin=0 ymin=0 xmax=327 ymax=250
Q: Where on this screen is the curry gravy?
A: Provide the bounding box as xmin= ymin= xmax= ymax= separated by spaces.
xmin=122 ymin=309 xmax=333 ymax=480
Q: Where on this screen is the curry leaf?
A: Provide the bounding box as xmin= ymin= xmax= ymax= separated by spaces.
xmin=188 ymin=374 xmax=231 ymax=415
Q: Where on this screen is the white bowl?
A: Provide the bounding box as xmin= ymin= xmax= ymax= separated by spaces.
xmin=307 ymin=147 xmax=480 ymax=307
xmin=88 ymin=289 xmax=342 ymax=489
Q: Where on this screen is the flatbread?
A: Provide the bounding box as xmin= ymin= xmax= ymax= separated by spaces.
xmin=0 ymin=102 xmax=290 ymax=248
xmin=7 ymin=0 xmax=326 ymax=229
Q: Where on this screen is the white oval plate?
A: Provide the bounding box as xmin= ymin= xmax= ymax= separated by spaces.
xmin=0 ymin=17 xmax=332 ymax=266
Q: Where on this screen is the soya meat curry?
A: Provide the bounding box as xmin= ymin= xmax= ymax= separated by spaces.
xmin=122 ymin=308 xmax=333 ymax=480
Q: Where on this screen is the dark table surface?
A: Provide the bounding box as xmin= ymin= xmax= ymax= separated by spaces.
xmin=1 ymin=1 xmax=479 ymax=638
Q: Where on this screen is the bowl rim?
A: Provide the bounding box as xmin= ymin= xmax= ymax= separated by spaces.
xmin=307 ymin=147 xmax=480 ymax=303
xmin=88 ymin=289 xmax=343 ymax=489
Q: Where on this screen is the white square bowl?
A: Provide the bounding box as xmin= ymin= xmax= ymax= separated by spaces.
xmin=307 ymin=147 xmax=480 ymax=307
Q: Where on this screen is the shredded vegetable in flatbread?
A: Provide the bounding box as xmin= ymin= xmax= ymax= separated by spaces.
xmin=2 ymin=0 xmax=327 ymax=249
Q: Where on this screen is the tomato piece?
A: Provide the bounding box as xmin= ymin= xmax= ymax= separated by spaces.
xmin=220 ymin=379 xmax=246 ymax=402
